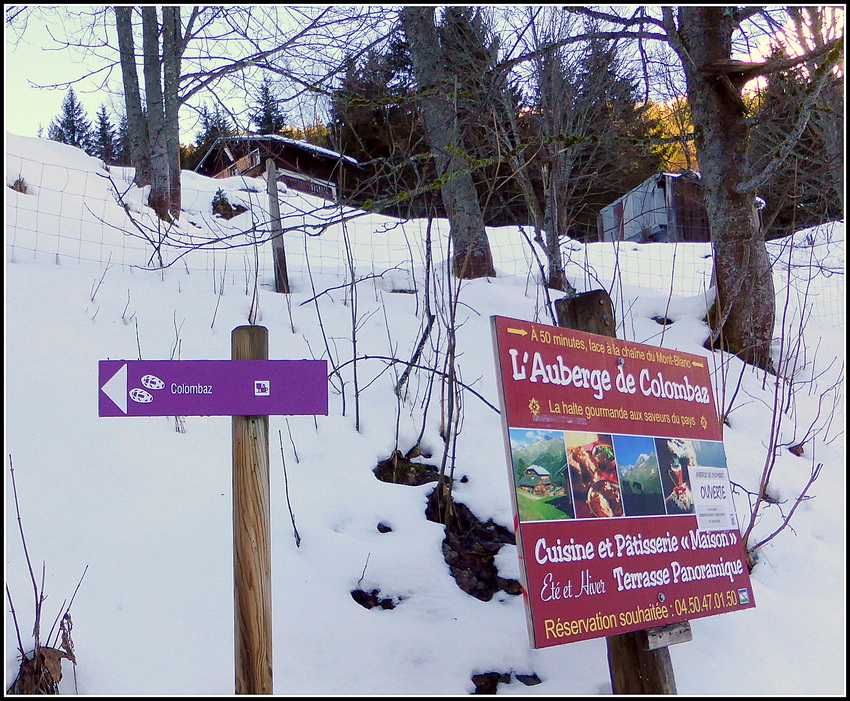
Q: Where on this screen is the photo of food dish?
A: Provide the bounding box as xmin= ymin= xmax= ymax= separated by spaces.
xmin=611 ymin=435 xmax=666 ymax=517
xmin=655 ymin=437 xmax=697 ymax=515
xmin=564 ymin=432 xmax=623 ymax=518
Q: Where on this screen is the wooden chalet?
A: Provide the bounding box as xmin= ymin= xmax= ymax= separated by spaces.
xmin=597 ymin=171 xmax=711 ymax=243
xmin=194 ymin=134 xmax=360 ymax=202
xmin=597 ymin=170 xmax=766 ymax=243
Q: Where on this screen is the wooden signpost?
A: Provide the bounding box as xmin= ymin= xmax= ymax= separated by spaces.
xmin=492 ymin=291 xmax=755 ymax=694
xmin=231 ymin=325 xmax=274 ymax=694
xmin=99 ymin=326 xmax=328 ymax=694
xmin=556 ymin=292 xmax=678 ymax=694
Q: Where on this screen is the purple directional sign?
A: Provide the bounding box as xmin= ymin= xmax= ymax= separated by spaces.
xmin=99 ymin=360 xmax=328 ymax=417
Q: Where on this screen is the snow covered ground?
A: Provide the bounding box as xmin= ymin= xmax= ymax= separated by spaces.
xmin=4 ymin=134 xmax=845 ymax=694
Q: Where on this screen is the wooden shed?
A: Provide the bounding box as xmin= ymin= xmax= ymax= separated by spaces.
xmin=597 ymin=171 xmax=711 ymax=243
xmin=194 ymin=134 xmax=360 ymax=202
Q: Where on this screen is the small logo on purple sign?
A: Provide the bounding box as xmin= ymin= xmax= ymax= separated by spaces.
xmin=141 ymin=374 xmax=165 ymax=390
xmin=130 ymin=387 xmax=154 ymax=404
xmin=254 ymin=380 xmax=270 ymax=396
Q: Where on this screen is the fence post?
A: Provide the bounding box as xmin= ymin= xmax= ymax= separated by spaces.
xmin=554 ymin=290 xmax=679 ymax=695
xmin=232 ymin=325 xmax=273 ymax=694
xmin=266 ymin=159 xmax=290 ymax=294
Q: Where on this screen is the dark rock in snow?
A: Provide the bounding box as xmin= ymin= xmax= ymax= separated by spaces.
xmin=471 ymin=672 xmax=511 ymax=694
xmin=350 ymin=588 xmax=399 ymax=610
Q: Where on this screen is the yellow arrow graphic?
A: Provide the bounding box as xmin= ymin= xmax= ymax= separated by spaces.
xmin=507 ymin=328 xmax=528 ymax=336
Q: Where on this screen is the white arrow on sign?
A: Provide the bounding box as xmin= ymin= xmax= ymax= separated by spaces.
xmin=101 ymin=363 xmax=127 ymax=414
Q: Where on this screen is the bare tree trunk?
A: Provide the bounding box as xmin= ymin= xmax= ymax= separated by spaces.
xmin=142 ymin=6 xmax=171 ymax=223
xmin=162 ymin=6 xmax=182 ymax=219
xmin=114 ymin=7 xmax=150 ymax=187
xmin=670 ymin=7 xmax=775 ymax=370
xmin=541 ymin=158 xmax=572 ymax=291
xmin=400 ymin=6 xmax=495 ymax=279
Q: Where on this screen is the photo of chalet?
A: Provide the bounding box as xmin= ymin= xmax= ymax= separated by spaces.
xmin=517 ymin=464 xmax=564 ymax=498
xmin=194 ymin=134 xmax=360 ymax=202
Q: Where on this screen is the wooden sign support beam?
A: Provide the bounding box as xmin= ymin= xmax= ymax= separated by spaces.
xmin=266 ymin=159 xmax=290 ymax=294
xmin=554 ymin=290 xmax=681 ymax=695
xmin=232 ymin=325 xmax=273 ymax=694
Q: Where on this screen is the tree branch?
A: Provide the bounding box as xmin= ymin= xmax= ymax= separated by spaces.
xmin=492 ymin=28 xmax=668 ymax=79
xmin=565 ymin=6 xmax=666 ymax=31
xmin=736 ymin=39 xmax=843 ymax=193
xmin=701 ymin=37 xmax=842 ymax=82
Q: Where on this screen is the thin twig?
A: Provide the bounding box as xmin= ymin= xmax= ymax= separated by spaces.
xmin=278 ymin=431 xmax=301 ymax=548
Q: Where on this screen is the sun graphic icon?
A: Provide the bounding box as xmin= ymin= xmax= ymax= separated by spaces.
xmin=529 ymin=398 xmax=541 ymax=415
xmin=700 ymin=416 xmax=708 ymax=430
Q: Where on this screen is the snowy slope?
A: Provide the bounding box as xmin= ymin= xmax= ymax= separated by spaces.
xmin=4 ymin=134 xmax=845 ymax=694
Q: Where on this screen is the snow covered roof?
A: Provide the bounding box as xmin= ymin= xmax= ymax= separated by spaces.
xmin=195 ymin=133 xmax=359 ymax=173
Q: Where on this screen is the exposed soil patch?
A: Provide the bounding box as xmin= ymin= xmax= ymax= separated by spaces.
xmin=372 ymin=449 xmax=521 ymax=602
xmin=350 ymin=588 xmax=401 ymax=610
xmin=471 ymin=672 xmax=511 ymax=694
xmin=374 ymin=449 xmax=441 ymax=486
xmin=471 ymin=671 xmax=542 ymax=693
xmin=515 ymin=673 xmax=542 ymax=686
xmin=212 ymin=200 xmax=247 ymax=219
xmin=425 ymin=483 xmax=521 ymax=602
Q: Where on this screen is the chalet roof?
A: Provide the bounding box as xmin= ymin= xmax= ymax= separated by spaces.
xmin=604 ymin=170 xmax=764 ymax=211
xmin=525 ymin=464 xmax=550 ymax=477
xmin=194 ymin=134 xmax=359 ymax=173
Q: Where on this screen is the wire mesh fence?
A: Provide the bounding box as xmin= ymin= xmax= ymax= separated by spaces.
xmin=5 ymin=154 xmax=845 ymax=329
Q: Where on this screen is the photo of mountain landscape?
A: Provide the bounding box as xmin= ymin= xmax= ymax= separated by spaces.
xmin=611 ymin=434 xmax=666 ymax=517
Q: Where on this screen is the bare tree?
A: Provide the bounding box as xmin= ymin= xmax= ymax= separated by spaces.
xmin=400 ymin=6 xmax=496 ymax=279
xmin=494 ymin=7 xmax=663 ymax=291
xmin=14 ymin=7 xmax=395 ymax=225
xmin=114 ymin=7 xmax=150 ymax=187
xmin=785 ymin=6 xmax=844 ymax=213
xmin=561 ymin=6 xmax=843 ymax=371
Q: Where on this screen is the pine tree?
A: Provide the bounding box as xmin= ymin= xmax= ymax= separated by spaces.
xmin=250 ymin=77 xmax=287 ymax=135
xmin=567 ymin=35 xmax=665 ymax=237
xmin=47 ymin=88 xmax=93 ymax=153
xmin=330 ymin=38 xmax=431 ymax=214
xmin=92 ymin=105 xmax=120 ymax=164
xmin=747 ymin=45 xmax=843 ymax=239
xmin=438 ymin=7 xmax=502 ymax=131
xmin=195 ymin=104 xmax=234 ymax=151
xmin=115 ymin=115 xmax=132 ymax=166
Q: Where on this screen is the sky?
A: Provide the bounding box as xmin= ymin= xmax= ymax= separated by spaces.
xmin=5 ymin=10 xmax=107 ymax=139
xmin=4 ymin=131 xmax=845 ymax=694
xmin=6 ymin=6 xmax=843 ymax=145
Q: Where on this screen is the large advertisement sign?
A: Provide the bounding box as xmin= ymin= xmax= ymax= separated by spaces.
xmin=491 ymin=316 xmax=755 ymax=649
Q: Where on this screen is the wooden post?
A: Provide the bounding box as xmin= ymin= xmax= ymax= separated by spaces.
xmin=606 ymin=629 xmax=677 ymax=694
xmin=554 ymin=290 xmax=679 ymax=695
xmin=266 ymin=159 xmax=290 ymax=294
xmin=232 ymin=325 xmax=273 ymax=694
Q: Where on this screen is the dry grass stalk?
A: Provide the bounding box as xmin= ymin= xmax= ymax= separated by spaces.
xmin=6 ymin=456 xmax=86 ymax=694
